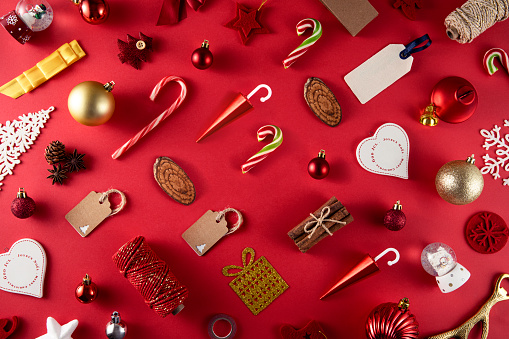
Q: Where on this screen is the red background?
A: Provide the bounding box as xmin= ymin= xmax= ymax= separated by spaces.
xmin=0 ymin=0 xmax=508 ymax=338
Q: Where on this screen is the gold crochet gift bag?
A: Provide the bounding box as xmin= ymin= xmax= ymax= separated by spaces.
xmin=222 ymin=247 xmax=289 ymax=315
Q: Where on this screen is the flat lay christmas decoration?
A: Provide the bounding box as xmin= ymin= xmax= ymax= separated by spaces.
xmin=153 ymin=157 xmax=196 ymax=205
xmin=317 ymin=0 xmax=378 ymax=36
xmin=224 ymin=2 xmax=269 ymax=45
xmin=320 ymin=248 xmax=400 ymax=299
xmin=435 ymin=154 xmax=484 ymax=205
xmin=466 ymin=212 xmax=508 ymax=254
xmin=65 ymin=149 xmax=86 ymax=172
xmin=304 ymin=77 xmax=342 ymax=127
xmin=0 ymin=107 xmax=53 ymax=190
xmin=484 ymin=48 xmax=508 ymax=75
xmin=75 ymin=274 xmax=98 ymax=303
xmin=0 ymin=238 xmax=47 ymax=298
xmin=241 ymin=125 xmax=283 ymax=173
xmin=283 ymin=18 xmax=322 ymax=69
xmin=112 ymin=236 xmax=189 ymax=317
xmin=0 ymin=0 xmax=53 ymax=44
xmin=68 ymin=81 xmax=115 ymax=126
xmin=345 ymin=34 xmax=431 ymax=104
xmin=105 ymin=311 xmax=126 ymax=339
xmin=196 ymin=84 xmax=272 ymax=142
xmin=156 ymin=0 xmax=206 ymax=25
xmin=421 ymin=242 xmax=470 ymax=293
xmin=47 ymin=164 xmax=67 ymax=185
xmin=280 ymin=320 xmax=326 ymax=339
xmin=71 ymin=0 xmax=110 ymax=24
xmin=356 ymin=123 xmax=410 ymax=179
xmin=191 ymin=40 xmax=213 ymax=69
xmin=112 ymin=76 xmax=187 ymax=158
xmin=427 ymin=273 xmax=509 ymax=339
xmin=308 ymin=150 xmax=330 ymax=179
xmin=44 ymin=141 xmax=66 ymax=165
xmin=117 ymin=32 xmax=153 ymax=70
xmin=444 ymin=0 xmax=509 ymax=43
xmin=288 ymin=196 xmax=353 ymax=253
xmin=208 ymin=314 xmax=237 ymax=339
xmin=480 ymin=120 xmax=509 ymax=187
xmin=365 ymin=298 xmax=419 ymax=339
xmin=0 ymin=316 xmax=18 ymax=339
xmin=10 ymin=187 xmax=36 ymax=218
xmin=222 ymin=247 xmax=289 ymax=315
xmin=393 ymin=0 xmax=421 ymax=20
xmin=0 ymin=41 xmax=85 ymax=99
xmin=35 ymin=317 xmax=78 ymax=339
xmin=383 ymin=200 xmax=406 ymax=231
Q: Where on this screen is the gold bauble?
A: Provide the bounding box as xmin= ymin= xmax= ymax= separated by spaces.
xmin=435 ymin=154 xmax=484 ymax=205
xmin=68 ymin=81 xmax=115 ymax=126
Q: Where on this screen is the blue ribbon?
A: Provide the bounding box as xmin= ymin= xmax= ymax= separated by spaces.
xmin=400 ymin=34 xmax=431 ymax=59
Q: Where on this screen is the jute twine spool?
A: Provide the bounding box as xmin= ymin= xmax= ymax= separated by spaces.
xmin=445 ymin=0 xmax=509 ymax=43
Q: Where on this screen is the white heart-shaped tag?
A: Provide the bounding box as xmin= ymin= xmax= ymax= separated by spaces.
xmin=0 ymin=238 xmax=47 ymax=298
xmin=356 ymin=123 xmax=410 ymax=179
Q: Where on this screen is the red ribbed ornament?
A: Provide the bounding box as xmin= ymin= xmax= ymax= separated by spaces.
xmin=366 ymin=298 xmax=419 ymax=339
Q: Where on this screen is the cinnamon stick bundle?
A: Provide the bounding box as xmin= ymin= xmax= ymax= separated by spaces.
xmin=288 ymin=196 xmax=353 ymax=253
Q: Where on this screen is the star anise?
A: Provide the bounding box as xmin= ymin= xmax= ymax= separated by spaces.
xmin=65 ymin=149 xmax=86 ymax=173
xmin=47 ymin=164 xmax=68 ymax=185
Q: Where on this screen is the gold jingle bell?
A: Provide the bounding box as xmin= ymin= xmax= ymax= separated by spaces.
xmin=68 ymin=81 xmax=115 ymax=126
xmin=419 ymin=104 xmax=438 ymax=126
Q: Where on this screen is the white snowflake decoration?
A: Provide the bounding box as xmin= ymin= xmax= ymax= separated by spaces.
xmin=6 ymin=14 xmax=18 ymax=26
xmin=480 ymin=120 xmax=509 ymax=187
xmin=0 ymin=106 xmax=54 ymax=190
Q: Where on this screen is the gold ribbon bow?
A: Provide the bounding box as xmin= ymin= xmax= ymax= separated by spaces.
xmin=222 ymin=247 xmax=255 ymax=277
xmin=304 ymin=206 xmax=346 ymax=239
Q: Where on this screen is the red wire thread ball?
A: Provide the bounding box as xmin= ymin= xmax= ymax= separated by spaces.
xmin=112 ymin=236 xmax=188 ymax=317
xmin=366 ymin=298 xmax=419 ymax=339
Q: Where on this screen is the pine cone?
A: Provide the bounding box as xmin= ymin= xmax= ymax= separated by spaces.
xmin=44 ymin=141 xmax=66 ymax=165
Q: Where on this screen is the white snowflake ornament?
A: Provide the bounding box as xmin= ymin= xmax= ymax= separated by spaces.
xmin=0 ymin=106 xmax=53 ymax=190
xmin=480 ymin=120 xmax=509 ymax=187
xmin=6 ymin=14 xmax=17 ymax=26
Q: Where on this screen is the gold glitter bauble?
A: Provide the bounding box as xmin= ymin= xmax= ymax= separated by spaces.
xmin=435 ymin=155 xmax=484 ymax=205
xmin=68 ymin=81 xmax=115 ymax=126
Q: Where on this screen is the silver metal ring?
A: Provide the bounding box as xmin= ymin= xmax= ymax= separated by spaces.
xmin=208 ymin=314 xmax=236 ymax=339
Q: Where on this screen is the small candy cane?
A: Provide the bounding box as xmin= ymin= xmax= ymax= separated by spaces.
xmin=241 ymin=125 xmax=283 ymax=173
xmin=483 ymin=48 xmax=509 ymax=75
xmin=112 ymin=76 xmax=187 ymax=159
xmin=283 ymin=18 xmax=322 ymax=69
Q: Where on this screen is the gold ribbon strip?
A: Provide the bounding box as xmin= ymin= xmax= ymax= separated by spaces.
xmin=0 ymin=40 xmax=86 ymax=99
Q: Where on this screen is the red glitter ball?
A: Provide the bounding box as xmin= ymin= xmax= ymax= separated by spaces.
xmin=384 ymin=209 xmax=406 ymax=231
xmin=11 ymin=194 xmax=36 ymax=219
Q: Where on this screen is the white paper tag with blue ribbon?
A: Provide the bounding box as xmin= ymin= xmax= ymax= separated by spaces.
xmin=344 ymin=34 xmax=431 ymax=104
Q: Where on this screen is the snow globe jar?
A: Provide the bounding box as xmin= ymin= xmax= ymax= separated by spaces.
xmin=421 ymin=242 xmax=470 ymax=293
xmin=0 ymin=0 xmax=53 ymax=44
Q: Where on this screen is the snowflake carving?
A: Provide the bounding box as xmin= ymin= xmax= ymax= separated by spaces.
xmin=468 ymin=212 xmax=509 ymax=253
xmin=0 ymin=106 xmax=53 ymax=190
xmin=6 ymin=14 xmax=18 ymax=26
xmin=480 ymin=120 xmax=509 ymax=187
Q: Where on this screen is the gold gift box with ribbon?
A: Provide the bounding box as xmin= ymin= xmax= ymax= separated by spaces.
xmin=222 ymin=247 xmax=289 ymax=315
xmin=0 ymin=40 xmax=86 ymax=99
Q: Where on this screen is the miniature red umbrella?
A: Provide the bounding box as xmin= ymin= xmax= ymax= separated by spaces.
xmin=320 ymin=248 xmax=400 ymax=300
xmin=196 ymin=84 xmax=272 ymax=142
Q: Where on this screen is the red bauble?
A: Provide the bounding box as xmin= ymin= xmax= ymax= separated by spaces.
xmin=384 ymin=201 xmax=406 ymax=231
xmin=76 ymin=0 xmax=110 ymax=25
xmin=75 ymin=274 xmax=98 ymax=303
xmin=431 ymin=76 xmax=477 ymax=123
xmin=308 ymin=150 xmax=329 ymax=179
xmin=11 ymin=188 xmax=36 ymax=219
xmin=191 ymin=40 xmax=213 ymax=70
xmin=366 ymin=298 xmax=419 ymax=339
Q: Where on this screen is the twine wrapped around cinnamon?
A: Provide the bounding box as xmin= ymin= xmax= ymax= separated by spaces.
xmin=112 ymin=236 xmax=189 ymax=317
xmin=288 ymin=197 xmax=354 ymax=253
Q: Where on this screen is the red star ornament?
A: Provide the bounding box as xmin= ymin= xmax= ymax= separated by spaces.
xmin=280 ymin=320 xmax=326 ymax=339
xmin=393 ymin=0 xmax=422 ymax=20
xmin=225 ymin=2 xmax=269 ymax=45
xmin=118 ymin=32 xmax=154 ymax=70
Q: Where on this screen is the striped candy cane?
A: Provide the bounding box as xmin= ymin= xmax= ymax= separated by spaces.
xmin=483 ymin=48 xmax=509 ymax=75
xmin=241 ymin=125 xmax=283 ymax=173
xmin=112 ymin=76 xmax=187 ymax=159
xmin=283 ymin=18 xmax=322 ymax=69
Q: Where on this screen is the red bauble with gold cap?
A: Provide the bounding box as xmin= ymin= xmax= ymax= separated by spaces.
xmin=75 ymin=274 xmax=98 ymax=303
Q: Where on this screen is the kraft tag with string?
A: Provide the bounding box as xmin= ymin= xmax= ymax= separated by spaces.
xmin=344 ymin=34 xmax=431 ymax=104
xmin=182 ymin=208 xmax=243 ymax=256
xmin=65 ymin=190 xmax=126 ymax=237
